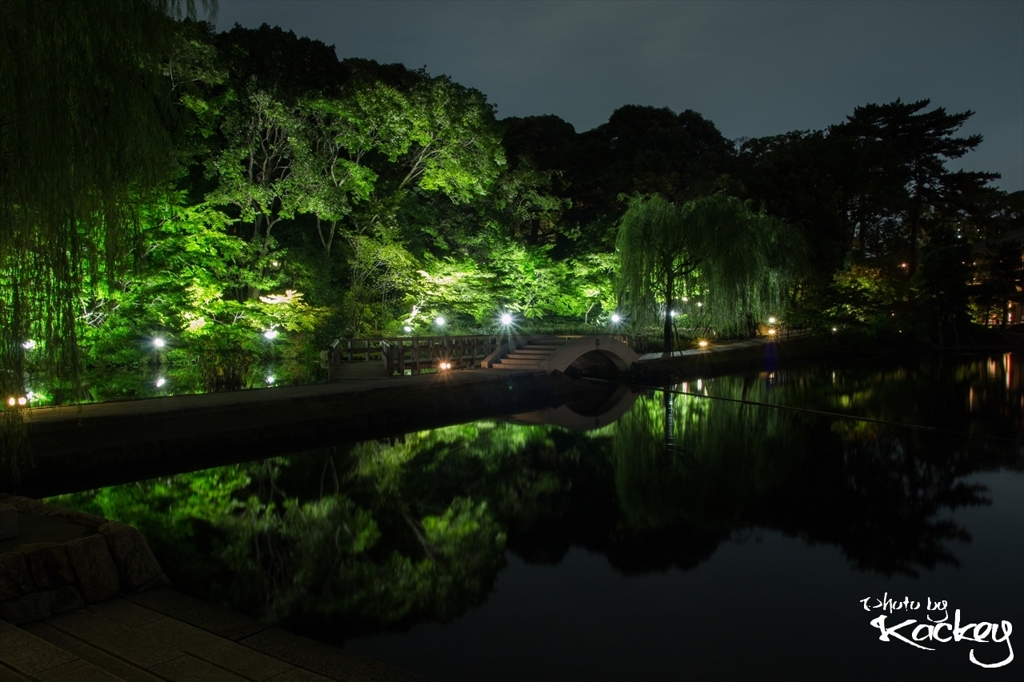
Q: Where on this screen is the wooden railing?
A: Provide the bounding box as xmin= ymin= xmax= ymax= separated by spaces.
xmin=329 ymin=335 xmax=505 ymax=378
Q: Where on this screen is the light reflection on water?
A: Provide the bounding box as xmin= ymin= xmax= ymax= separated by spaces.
xmin=48 ymin=353 xmax=1023 ymax=681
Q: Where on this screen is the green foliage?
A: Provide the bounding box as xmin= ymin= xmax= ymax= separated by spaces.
xmin=616 ymin=193 xmax=804 ymax=347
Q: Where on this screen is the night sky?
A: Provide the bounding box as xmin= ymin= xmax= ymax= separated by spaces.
xmin=215 ymin=0 xmax=1023 ymax=192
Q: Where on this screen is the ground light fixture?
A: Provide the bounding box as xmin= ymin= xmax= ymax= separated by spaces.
xmin=768 ymin=328 xmax=777 ymax=336
xmin=698 ymin=340 xmax=709 ymax=348
xmin=263 ymin=329 xmax=279 ymax=340
xmin=439 ymin=361 xmax=452 ymax=370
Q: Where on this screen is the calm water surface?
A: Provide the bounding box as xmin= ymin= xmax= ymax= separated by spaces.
xmin=53 ymin=353 xmax=1023 ymax=681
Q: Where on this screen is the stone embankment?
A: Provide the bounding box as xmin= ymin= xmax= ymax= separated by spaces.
xmin=0 ymin=494 xmax=169 ymax=625
xmin=0 ymin=496 xmax=427 ymax=681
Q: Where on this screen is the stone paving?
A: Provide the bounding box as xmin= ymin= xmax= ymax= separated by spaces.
xmin=1 ymin=589 xmax=427 ymax=682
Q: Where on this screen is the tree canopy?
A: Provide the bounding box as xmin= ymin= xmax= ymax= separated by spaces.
xmin=616 ymin=193 xmax=804 ymax=351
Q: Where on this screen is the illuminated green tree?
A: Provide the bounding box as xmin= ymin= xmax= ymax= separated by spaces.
xmin=0 ymin=0 xmax=215 ymax=467
xmin=616 ymin=193 xmax=803 ymax=352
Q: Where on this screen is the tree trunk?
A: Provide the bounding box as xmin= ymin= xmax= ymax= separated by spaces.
xmin=663 ymin=269 xmax=674 ymax=356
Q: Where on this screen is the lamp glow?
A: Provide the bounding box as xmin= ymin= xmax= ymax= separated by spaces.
xmin=7 ymin=397 xmax=14 ymax=406
xmin=768 ymin=317 xmax=776 ymax=324
xmin=17 ymin=397 xmax=26 ymax=406
xmin=697 ymin=302 xmax=703 ymax=307
xmin=832 ymin=327 xmax=838 ymax=332
xmin=500 ymin=313 xmax=512 ymax=326
xmin=153 ymin=338 xmax=165 ymax=348
xmin=266 ymin=375 xmax=275 ymax=384
xmin=403 ymin=326 xmax=412 ymax=333
xmin=698 ymin=340 xmax=708 ymax=348
xmin=263 ymin=329 xmax=279 ymax=340
xmin=611 ymin=314 xmax=621 ymax=323
xmin=435 ymin=317 xmax=445 ymax=327
xmin=155 ymin=377 xmax=166 ymax=388
xmin=768 ymin=328 xmax=777 ymax=336
xmin=21 ymin=339 xmax=35 ymax=350
xmin=669 ymin=310 xmax=676 ymax=317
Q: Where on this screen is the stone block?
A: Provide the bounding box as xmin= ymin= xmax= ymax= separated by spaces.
xmin=97 ymin=522 xmax=163 ymax=590
xmin=65 ymin=534 xmax=120 ymax=603
xmin=0 ymin=503 xmax=16 ymax=539
xmin=15 ymin=543 xmax=75 ymax=590
xmin=0 ymin=586 xmax=85 ymax=625
xmin=0 ymin=552 xmax=34 ymax=601
xmin=0 ymin=496 xmax=41 ymax=512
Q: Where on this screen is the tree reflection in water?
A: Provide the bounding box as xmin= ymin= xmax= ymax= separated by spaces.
xmin=50 ymin=354 xmax=1021 ymax=637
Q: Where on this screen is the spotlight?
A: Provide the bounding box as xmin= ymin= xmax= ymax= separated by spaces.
xmin=698 ymin=340 xmax=708 ymax=348
xmin=611 ymin=314 xmax=621 ymax=324
xmin=266 ymin=375 xmax=275 ymax=384
xmin=500 ymin=313 xmax=512 ymax=326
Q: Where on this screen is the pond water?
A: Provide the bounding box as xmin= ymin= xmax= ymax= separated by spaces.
xmin=51 ymin=353 xmax=1023 ymax=681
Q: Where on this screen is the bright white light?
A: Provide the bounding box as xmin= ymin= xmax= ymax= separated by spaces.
xmin=682 ymin=297 xmax=689 ymax=302
xmin=155 ymin=377 xmax=166 ymax=388
xmin=611 ymin=314 xmax=621 ymax=323
xmin=265 ymin=375 xmax=275 ymax=384
xmin=271 ymin=261 xmax=280 ymax=268
xmin=21 ymin=340 xmax=35 ymax=350
xmin=698 ymin=340 xmax=708 ymax=348
xmin=17 ymin=397 xmax=26 ymax=406
xmin=403 ymin=326 xmax=412 ymax=333
xmin=832 ymin=327 xmax=838 ymax=332
xmin=697 ymin=302 xmax=703 ymax=307
xmin=670 ymin=310 xmax=676 ymax=317
xmin=440 ymin=361 xmax=451 ymax=370
xmin=500 ymin=313 xmax=512 ymax=326
xmin=25 ymin=392 xmax=34 ymax=400
xmin=768 ymin=317 xmax=776 ymax=324
xmin=263 ymin=329 xmax=279 ymax=340
xmin=435 ymin=317 xmax=445 ymax=326
xmin=768 ymin=328 xmax=777 ymax=336
xmin=153 ymin=338 xmax=165 ymax=348
xmin=6 ymin=397 xmax=14 ymax=406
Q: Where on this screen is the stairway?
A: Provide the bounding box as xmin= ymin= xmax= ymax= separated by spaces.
xmin=491 ymin=338 xmax=566 ymax=370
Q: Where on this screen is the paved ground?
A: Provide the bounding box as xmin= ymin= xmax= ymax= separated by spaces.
xmin=22 ymin=336 xmax=774 ymax=427
xmin=22 ymin=367 xmax=535 ymax=426
xmin=1 ymin=589 xmax=428 ymax=682
xmin=636 ymin=336 xmax=769 ymax=362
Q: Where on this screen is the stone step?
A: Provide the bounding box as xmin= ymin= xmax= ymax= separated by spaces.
xmin=507 ymin=350 xmax=554 ymax=358
xmin=496 ymin=358 xmax=545 ymax=367
xmin=492 ymin=362 xmax=542 ymax=370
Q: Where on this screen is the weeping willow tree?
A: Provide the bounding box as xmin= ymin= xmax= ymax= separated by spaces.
xmin=616 ymin=193 xmax=804 ymax=352
xmin=0 ymin=0 xmax=215 ymax=472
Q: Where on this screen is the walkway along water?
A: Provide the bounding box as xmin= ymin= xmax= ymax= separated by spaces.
xmin=4 ymin=335 xmax=810 ymax=499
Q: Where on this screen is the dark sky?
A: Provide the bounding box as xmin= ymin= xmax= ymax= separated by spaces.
xmin=216 ymin=0 xmax=1024 ymax=192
